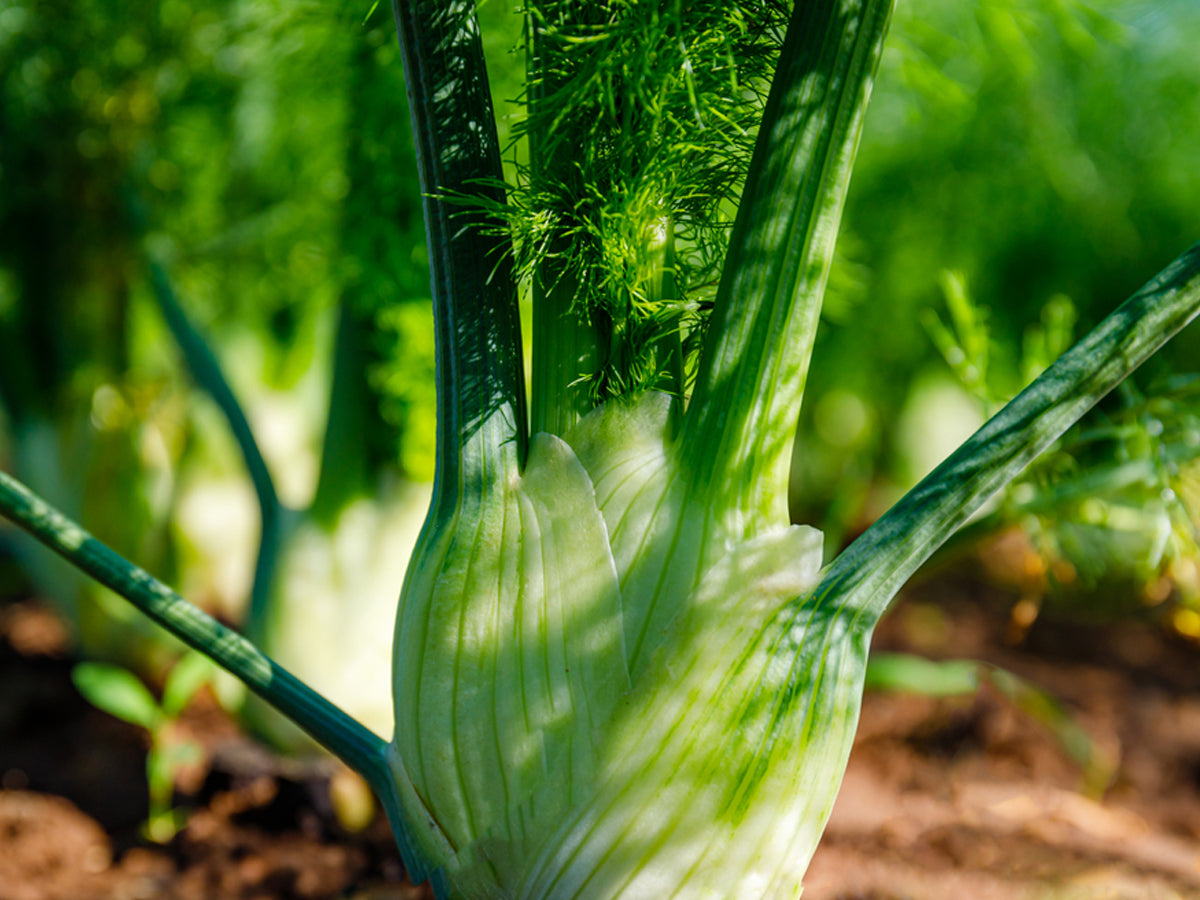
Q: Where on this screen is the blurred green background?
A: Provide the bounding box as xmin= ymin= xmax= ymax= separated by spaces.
xmin=1 ymin=0 xmax=1198 ymax=660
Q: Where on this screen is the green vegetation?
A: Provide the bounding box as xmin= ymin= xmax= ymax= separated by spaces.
xmin=0 ymin=0 xmax=439 ymax=744
xmin=71 ymin=652 xmax=213 ymax=841
xmin=1 ymin=1 xmax=1199 ymax=899
xmin=923 ymin=279 xmax=1200 ymax=615
xmin=796 ymin=0 xmax=1200 ymax=533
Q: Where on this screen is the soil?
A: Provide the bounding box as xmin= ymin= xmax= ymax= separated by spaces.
xmin=3 ymin=568 xmax=1200 ymax=900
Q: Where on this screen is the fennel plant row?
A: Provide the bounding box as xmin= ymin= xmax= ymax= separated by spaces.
xmin=2 ymin=1 xmax=1200 ymax=898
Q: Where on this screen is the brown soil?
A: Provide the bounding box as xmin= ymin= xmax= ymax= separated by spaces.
xmin=2 ymin=573 xmax=1200 ymax=900
xmin=808 ymin=575 xmax=1200 ymax=900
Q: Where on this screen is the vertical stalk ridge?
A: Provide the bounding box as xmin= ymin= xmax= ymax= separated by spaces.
xmin=391 ymin=0 xmax=527 ymax=507
xmin=683 ymin=0 xmax=893 ymax=535
xmin=530 ymin=256 xmax=601 ymax=437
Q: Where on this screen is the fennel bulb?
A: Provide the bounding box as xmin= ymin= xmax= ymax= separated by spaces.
xmin=390 ymin=393 xmax=849 ymax=899
xmin=247 ymin=481 xmax=431 ymax=749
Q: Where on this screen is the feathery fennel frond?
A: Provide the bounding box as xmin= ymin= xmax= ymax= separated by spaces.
xmin=511 ymin=0 xmax=790 ymax=428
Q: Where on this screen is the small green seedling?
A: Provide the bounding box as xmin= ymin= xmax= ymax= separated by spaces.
xmin=72 ymin=651 xmax=213 ymax=842
xmin=865 ymin=652 xmax=1115 ymax=795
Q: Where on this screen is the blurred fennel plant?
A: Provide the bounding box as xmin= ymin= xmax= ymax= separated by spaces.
xmin=0 ymin=262 xmax=183 ymax=674
xmin=138 ymin=3 xmax=440 ymax=751
xmin=924 ymin=273 xmax=1200 ymax=614
xmin=2 ymin=2 xmax=1200 ymax=900
xmin=148 ymin=262 xmax=432 ymax=750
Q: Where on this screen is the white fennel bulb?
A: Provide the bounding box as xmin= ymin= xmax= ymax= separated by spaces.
xmin=388 ymin=394 xmax=856 ymax=899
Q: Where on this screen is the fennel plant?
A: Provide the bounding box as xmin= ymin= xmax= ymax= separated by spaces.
xmin=3 ymin=1 xmax=1200 ymax=899
xmin=149 ymin=262 xmax=432 ymax=749
xmin=132 ymin=9 xmax=438 ymax=750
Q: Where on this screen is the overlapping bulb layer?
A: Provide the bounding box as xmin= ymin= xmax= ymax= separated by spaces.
xmin=389 ymin=394 xmax=864 ymax=899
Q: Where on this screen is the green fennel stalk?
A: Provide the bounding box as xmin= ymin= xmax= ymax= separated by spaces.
xmin=2 ymin=1 xmax=1200 ymax=899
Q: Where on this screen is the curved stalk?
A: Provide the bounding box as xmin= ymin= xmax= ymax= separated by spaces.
xmin=147 ymin=260 xmax=287 ymax=632
xmin=0 ymin=468 xmax=391 ymax=791
xmin=387 ymin=4 xmax=529 ymax=881
xmin=391 ymin=0 xmax=526 ymax=507
xmin=820 ymin=240 xmax=1200 ymax=624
